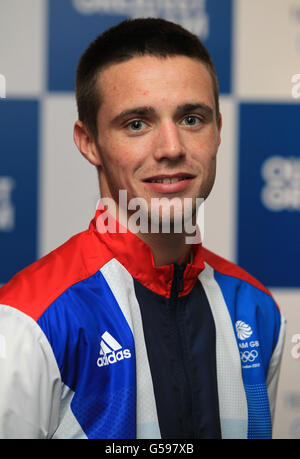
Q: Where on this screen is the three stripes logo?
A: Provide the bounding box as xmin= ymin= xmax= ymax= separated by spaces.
xmin=97 ymin=331 xmax=131 ymax=368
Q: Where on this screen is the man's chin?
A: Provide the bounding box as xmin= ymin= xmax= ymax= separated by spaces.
xmin=144 ymin=197 xmax=201 ymax=234
xmin=113 ymin=191 xmax=204 ymax=235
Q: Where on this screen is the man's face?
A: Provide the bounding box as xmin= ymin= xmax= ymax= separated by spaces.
xmin=94 ymin=55 xmax=221 ymax=223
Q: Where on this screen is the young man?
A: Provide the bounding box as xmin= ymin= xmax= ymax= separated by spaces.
xmin=0 ymin=18 xmax=285 ymax=439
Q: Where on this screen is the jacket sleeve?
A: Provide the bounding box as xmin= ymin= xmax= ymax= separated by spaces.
xmin=0 ymin=304 xmax=62 ymax=438
xmin=266 ymin=313 xmax=286 ymax=424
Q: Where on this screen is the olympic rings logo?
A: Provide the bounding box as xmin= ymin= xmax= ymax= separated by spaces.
xmin=240 ymin=350 xmax=258 ymax=363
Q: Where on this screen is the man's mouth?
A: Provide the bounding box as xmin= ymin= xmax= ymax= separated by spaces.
xmin=147 ymin=177 xmax=188 ymax=184
xmin=143 ymin=173 xmax=195 ymax=193
xmin=144 ymin=173 xmax=195 ymax=183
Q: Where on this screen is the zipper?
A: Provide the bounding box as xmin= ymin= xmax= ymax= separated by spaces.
xmin=169 ymin=263 xmax=195 ymax=438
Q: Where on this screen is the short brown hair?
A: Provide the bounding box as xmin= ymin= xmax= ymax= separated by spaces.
xmin=75 ymin=17 xmax=219 ymax=140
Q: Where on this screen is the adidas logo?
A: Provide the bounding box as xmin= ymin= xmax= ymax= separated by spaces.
xmin=97 ymin=331 xmax=132 ymax=368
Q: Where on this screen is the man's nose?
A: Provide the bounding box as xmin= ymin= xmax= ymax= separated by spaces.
xmin=153 ymin=121 xmax=185 ymax=161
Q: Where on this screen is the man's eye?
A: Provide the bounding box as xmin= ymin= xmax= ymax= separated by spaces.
xmin=126 ymin=120 xmax=147 ymax=131
xmin=181 ymin=115 xmax=201 ymax=126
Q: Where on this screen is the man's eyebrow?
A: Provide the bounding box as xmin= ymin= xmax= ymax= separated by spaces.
xmin=110 ymin=106 xmax=155 ymax=125
xmin=175 ymin=103 xmax=214 ymax=119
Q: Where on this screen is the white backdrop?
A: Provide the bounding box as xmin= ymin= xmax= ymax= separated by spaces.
xmin=0 ymin=0 xmax=300 ymax=438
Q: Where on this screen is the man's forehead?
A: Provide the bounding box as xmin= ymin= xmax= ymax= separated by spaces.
xmin=97 ymin=55 xmax=215 ymax=111
xmin=99 ymin=55 xmax=211 ymax=86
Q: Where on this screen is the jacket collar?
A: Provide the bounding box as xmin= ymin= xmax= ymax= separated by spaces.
xmin=89 ymin=208 xmax=205 ymax=298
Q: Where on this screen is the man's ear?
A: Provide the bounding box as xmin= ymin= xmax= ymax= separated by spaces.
xmin=73 ymin=120 xmax=101 ymax=167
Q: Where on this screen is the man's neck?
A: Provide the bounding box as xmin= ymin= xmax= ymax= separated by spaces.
xmin=97 ymin=198 xmax=195 ymax=267
xmin=134 ymin=230 xmax=192 ymax=267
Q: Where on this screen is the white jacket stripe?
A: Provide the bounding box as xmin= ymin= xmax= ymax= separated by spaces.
xmin=0 ymin=305 xmax=61 ymax=438
xmin=100 ymin=259 xmax=161 ymax=439
xmin=199 ymin=263 xmax=248 ymax=438
xmin=266 ymin=313 xmax=286 ymax=422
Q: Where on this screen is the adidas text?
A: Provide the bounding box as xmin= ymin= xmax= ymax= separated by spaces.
xmin=97 ymin=349 xmax=131 ymax=367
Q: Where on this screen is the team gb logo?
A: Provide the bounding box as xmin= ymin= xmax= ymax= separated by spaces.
xmin=235 ymin=320 xmax=253 ymax=341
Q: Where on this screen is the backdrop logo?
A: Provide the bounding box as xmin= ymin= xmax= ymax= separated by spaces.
xmin=261 ymin=156 xmax=300 ymax=211
xmin=72 ymin=0 xmax=209 ymax=38
xmin=0 ymin=99 xmax=38 ymax=285
xmin=0 ymin=177 xmax=15 ymax=232
xmin=49 ymin=0 xmax=231 ymax=94
xmin=238 ymin=103 xmax=300 ymax=287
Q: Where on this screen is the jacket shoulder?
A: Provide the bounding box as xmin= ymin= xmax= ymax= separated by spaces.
xmin=202 ymin=246 xmax=275 ymax=301
xmin=0 ymin=228 xmax=112 ymax=321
